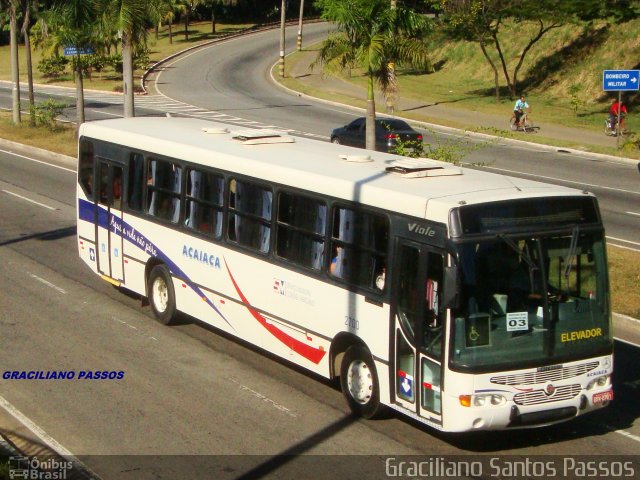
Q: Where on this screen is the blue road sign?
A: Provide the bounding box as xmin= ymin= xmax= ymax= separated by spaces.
xmin=603 ymin=70 xmax=640 ymax=91
xmin=64 ymin=46 xmax=94 ymax=56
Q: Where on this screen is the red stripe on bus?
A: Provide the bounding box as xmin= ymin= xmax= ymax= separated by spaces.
xmin=225 ymin=260 xmax=326 ymax=365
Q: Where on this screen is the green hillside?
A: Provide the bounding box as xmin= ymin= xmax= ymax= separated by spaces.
xmin=398 ymin=18 xmax=640 ymax=131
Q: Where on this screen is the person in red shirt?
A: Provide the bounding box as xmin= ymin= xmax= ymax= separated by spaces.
xmin=609 ymin=100 xmax=628 ymax=132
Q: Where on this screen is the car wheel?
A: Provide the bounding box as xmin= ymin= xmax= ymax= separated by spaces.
xmin=331 ymin=137 xmax=341 ymax=145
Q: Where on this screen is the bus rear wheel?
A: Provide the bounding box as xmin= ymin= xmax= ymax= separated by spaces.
xmin=148 ymin=265 xmax=177 ymax=325
xmin=340 ymin=345 xmax=382 ymax=419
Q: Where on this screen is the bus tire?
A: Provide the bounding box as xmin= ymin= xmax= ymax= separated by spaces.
xmin=340 ymin=345 xmax=382 ymax=419
xmin=148 ymin=265 xmax=177 ymax=325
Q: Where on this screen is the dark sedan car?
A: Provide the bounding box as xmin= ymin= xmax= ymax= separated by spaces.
xmin=330 ymin=117 xmax=423 ymax=152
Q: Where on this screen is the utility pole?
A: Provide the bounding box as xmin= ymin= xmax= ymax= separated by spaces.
xmin=279 ymin=0 xmax=286 ymax=77
xmin=297 ymin=0 xmax=304 ymax=51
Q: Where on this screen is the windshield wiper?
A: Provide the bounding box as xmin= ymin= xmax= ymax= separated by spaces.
xmin=497 ymin=234 xmax=537 ymax=270
xmin=563 ymin=226 xmax=580 ymax=281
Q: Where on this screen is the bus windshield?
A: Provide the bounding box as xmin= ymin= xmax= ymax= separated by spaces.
xmin=450 ymin=230 xmax=611 ymax=372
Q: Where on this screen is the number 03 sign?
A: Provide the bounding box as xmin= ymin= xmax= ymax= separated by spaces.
xmin=506 ymin=312 xmax=529 ymax=332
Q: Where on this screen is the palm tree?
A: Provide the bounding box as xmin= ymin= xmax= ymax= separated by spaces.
xmin=21 ymin=0 xmax=38 ymax=126
xmin=165 ymin=0 xmax=187 ymax=44
xmin=180 ymin=0 xmax=203 ymax=41
xmin=95 ymin=0 xmax=149 ymax=118
xmin=314 ymin=0 xmax=432 ymax=150
xmin=7 ymin=0 xmax=21 ymax=124
xmin=44 ymin=0 xmax=96 ymax=127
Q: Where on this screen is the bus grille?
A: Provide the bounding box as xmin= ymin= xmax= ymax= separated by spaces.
xmin=513 ymin=384 xmax=582 ymax=405
xmin=490 ymin=361 xmax=599 ymax=386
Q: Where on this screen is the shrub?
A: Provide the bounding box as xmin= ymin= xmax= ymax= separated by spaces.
xmin=37 ymin=56 xmax=68 ymax=77
xmin=31 ymin=98 xmax=67 ymax=130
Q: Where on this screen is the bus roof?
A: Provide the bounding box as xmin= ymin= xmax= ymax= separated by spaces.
xmin=79 ymin=117 xmax=590 ymax=223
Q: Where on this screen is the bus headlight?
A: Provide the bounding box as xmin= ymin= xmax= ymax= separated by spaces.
xmin=472 ymin=394 xmax=507 ymax=407
xmin=587 ymin=375 xmax=610 ymax=390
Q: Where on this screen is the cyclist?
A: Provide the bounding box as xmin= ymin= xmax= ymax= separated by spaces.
xmin=513 ymin=95 xmax=529 ymax=128
xmin=609 ymin=99 xmax=627 ymax=133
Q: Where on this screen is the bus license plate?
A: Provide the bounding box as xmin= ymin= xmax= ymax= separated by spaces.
xmin=593 ymin=390 xmax=613 ymax=404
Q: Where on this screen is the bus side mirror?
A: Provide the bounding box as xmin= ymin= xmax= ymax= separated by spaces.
xmin=442 ymin=266 xmax=459 ymax=309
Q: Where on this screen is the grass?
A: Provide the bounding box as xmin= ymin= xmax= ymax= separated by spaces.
xmin=0 ymin=112 xmax=76 ymax=157
xmin=608 ymin=248 xmax=640 ymax=319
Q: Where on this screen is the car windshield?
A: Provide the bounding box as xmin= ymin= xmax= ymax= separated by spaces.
xmin=450 ymin=231 xmax=612 ymax=372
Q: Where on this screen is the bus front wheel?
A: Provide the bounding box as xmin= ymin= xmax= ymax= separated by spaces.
xmin=148 ymin=265 xmax=177 ymax=325
xmin=340 ymin=345 xmax=382 ymax=419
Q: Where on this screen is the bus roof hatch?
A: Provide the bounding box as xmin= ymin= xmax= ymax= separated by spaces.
xmin=385 ymin=158 xmax=463 ymax=178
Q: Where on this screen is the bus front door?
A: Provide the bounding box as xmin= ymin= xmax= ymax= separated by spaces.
xmin=96 ymin=161 xmax=124 ymax=282
xmin=392 ymin=240 xmax=445 ymax=425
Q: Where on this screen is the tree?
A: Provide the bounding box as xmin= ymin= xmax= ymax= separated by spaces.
xmin=180 ymin=0 xmax=203 ymax=41
xmin=21 ymin=0 xmax=38 ymax=126
xmin=42 ymin=0 xmax=95 ymax=128
xmin=203 ymin=0 xmax=222 ymax=34
xmin=45 ymin=0 xmax=97 ymax=127
xmin=314 ymin=0 xmax=432 ymax=150
xmin=153 ymin=0 xmax=186 ymax=44
xmin=436 ymin=0 xmax=576 ymax=99
xmin=8 ymin=0 xmax=21 ymax=124
xmin=95 ymin=0 xmax=149 ymax=118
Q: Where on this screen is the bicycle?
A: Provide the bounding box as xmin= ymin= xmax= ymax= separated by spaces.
xmin=604 ymin=115 xmax=626 ymax=136
xmin=509 ymin=110 xmax=535 ymax=133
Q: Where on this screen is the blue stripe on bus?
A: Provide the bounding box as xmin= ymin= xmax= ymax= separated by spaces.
xmin=78 ymin=198 xmax=234 ymax=332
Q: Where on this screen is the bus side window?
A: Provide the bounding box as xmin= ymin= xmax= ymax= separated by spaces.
xmin=128 ymin=153 xmax=144 ymax=212
xmin=329 ymin=207 xmax=388 ymax=291
xmin=185 ymin=169 xmax=224 ymax=238
xmin=275 ymin=191 xmax=326 ymax=270
xmin=78 ymin=139 xmax=94 ymax=199
xmin=147 ymin=158 xmax=182 ymax=223
xmin=228 ymin=178 xmax=272 ymax=253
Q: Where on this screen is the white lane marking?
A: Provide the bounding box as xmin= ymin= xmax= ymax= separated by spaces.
xmin=615 ymin=337 xmax=640 ymax=348
xmin=481 ymin=165 xmax=640 ymax=195
xmin=0 ymin=395 xmax=101 ymax=478
xmin=2 ymin=190 xmax=57 ymax=210
xmin=608 ymin=243 xmax=640 ymax=253
xmin=606 ymin=425 xmax=640 ymax=444
xmin=0 ymin=149 xmax=75 ymax=173
xmin=615 ymin=313 xmax=640 ymax=325
xmin=0 ymin=396 xmax=74 ymax=456
xmin=608 ymin=236 xmax=640 ymax=246
xmin=28 ymin=273 xmax=67 ymax=295
xmin=89 ymin=109 xmax=121 ymax=117
xmin=626 ymin=211 xmax=640 ymax=217
xmin=111 ymin=317 xmax=159 ymax=342
xmin=228 ymin=377 xmax=297 ymax=418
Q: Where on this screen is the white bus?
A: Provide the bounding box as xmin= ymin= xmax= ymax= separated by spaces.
xmin=76 ymin=117 xmax=613 ymax=432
